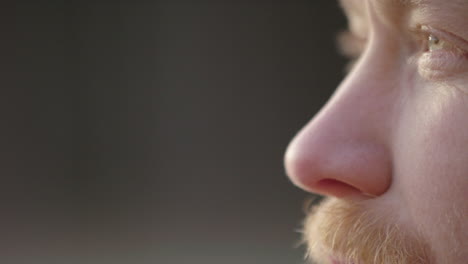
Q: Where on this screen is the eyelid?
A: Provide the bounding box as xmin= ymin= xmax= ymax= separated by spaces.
xmin=413 ymin=25 xmax=468 ymax=81
xmin=418 ymin=25 xmax=468 ymax=53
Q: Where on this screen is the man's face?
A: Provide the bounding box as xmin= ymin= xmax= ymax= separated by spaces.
xmin=284 ymin=0 xmax=468 ymax=263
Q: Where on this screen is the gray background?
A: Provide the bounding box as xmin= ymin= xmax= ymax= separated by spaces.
xmin=9 ymin=1 xmax=346 ymax=263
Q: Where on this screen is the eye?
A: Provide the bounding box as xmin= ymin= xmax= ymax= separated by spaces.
xmin=414 ymin=26 xmax=468 ymax=80
xmin=423 ymin=33 xmax=455 ymax=53
xmin=427 ymin=34 xmax=445 ymax=52
xmin=418 ymin=26 xmax=463 ymax=54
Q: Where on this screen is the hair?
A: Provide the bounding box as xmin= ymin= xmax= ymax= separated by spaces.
xmin=302 ymin=198 xmax=433 ymax=264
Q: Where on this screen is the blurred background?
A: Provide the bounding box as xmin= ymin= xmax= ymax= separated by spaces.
xmin=9 ymin=1 xmax=347 ymax=263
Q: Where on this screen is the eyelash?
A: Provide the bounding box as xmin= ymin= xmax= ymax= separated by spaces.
xmin=412 ymin=26 xmax=468 ymax=80
xmin=337 ymin=26 xmax=468 ymax=77
xmin=413 ymin=26 xmax=459 ymax=53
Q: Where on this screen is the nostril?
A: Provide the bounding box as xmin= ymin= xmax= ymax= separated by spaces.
xmin=316 ymin=179 xmax=362 ymax=198
xmin=285 ymin=135 xmax=392 ymax=199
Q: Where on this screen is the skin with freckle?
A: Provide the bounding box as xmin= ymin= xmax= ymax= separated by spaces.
xmin=284 ymin=0 xmax=468 ymax=263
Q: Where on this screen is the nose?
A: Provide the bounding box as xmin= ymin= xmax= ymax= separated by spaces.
xmin=284 ymin=59 xmax=394 ymax=199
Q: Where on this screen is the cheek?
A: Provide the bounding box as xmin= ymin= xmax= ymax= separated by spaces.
xmin=395 ymin=82 xmax=468 ymax=195
xmin=393 ymin=83 xmax=468 ymax=258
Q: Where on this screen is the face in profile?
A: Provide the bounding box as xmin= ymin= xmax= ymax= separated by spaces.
xmin=284 ymin=0 xmax=468 ymax=263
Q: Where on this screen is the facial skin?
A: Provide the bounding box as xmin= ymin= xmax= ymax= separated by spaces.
xmin=284 ymin=0 xmax=468 ymax=263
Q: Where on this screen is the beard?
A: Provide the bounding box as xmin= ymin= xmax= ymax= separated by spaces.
xmin=302 ymin=198 xmax=433 ymax=264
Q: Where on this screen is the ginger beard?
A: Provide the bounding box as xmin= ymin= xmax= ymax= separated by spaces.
xmin=302 ymin=198 xmax=433 ymax=264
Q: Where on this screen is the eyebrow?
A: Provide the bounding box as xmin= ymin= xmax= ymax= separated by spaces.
xmin=339 ymin=0 xmax=424 ymax=11
xmin=343 ymin=0 xmax=468 ymax=9
xmin=338 ymin=0 xmax=462 ymax=26
xmin=338 ymin=0 xmax=468 ymax=49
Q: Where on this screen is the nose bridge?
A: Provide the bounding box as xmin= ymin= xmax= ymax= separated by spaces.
xmin=285 ymin=50 xmax=394 ymax=198
xmin=311 ymin=55 xmax=394 ymax=141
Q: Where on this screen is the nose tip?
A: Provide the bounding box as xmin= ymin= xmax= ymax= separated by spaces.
xmin=284 ymin=148 xmax=355 ymax=198
xmin=284 ymin=127 xmax=392 ymax=199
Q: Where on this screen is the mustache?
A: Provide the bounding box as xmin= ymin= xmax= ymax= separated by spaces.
xmin=301 ymin=198 xmax=433 ymax=264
